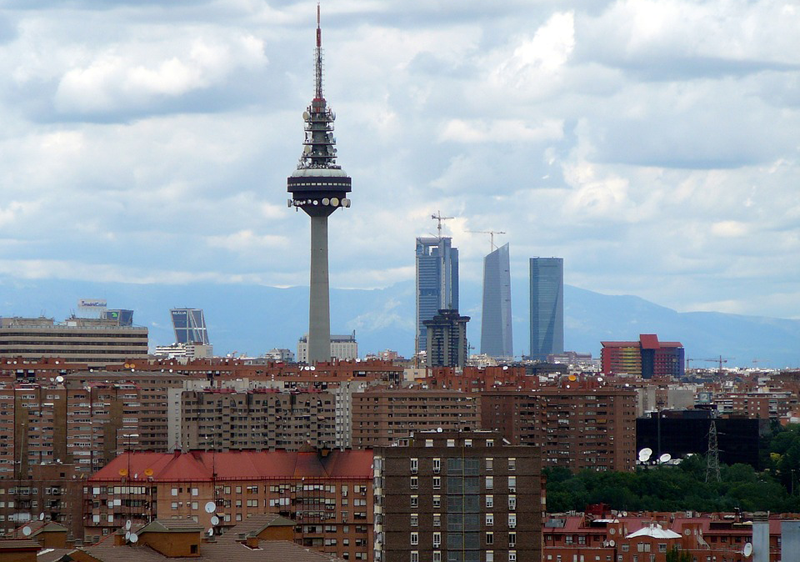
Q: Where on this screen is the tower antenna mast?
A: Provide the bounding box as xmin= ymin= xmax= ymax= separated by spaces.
xmin=315 ymin=3 xmax=323 ymax=101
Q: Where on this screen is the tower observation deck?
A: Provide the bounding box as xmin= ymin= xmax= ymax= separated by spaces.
xmin=287 ymin=5 xmax=352 ymax=364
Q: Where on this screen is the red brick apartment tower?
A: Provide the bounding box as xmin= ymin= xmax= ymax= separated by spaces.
xmin=374 ymin=430 xmax=541 ymax=562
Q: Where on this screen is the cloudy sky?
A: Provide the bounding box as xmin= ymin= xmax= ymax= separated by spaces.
xmin=0 ymin=0 xmax=798 ymax=321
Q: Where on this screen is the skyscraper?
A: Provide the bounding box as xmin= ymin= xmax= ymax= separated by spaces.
xmin=481 ymin=243 xmax=513 ymax=359
xmin=170 ymin=308 xmax=209 ymax=345
xmin=424 ymin=308 xmax=470 ymax=367
xmin=287 ymin=7 xmax=352 ymax=364
xmin=529 ymin=257 xmax=563 ymax=361
xmin=415 ymin=236 xmax=459 ymax=353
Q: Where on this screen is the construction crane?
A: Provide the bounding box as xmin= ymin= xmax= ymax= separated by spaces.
xmin=468 ymin=230 xmax=506 ymax=252
xmin=431 ymin=211 xmax=454 ymax=239
xmin=688 ymin=356 xmax=731 ymax=376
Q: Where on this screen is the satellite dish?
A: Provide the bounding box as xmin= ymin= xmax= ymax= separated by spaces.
xmin=125 ymin=520 xmax=132 ymax=530
xmin=130 ymin=533 xmax=138 ymax=544
xmin=144 ymin=469 xmax=154 ymax=477
xmin=22 ymin=526 xmax=32 ymax=536
xmin=659 ymin=453 xmax=672 ymax=464
xmin=39 ymin=512 xmax=45 ymax=521
xmin=322 ymin=198 xmax=330 ymax=206
xmin=204 ymin=501 xmax=216 ymax=514
xmin=125 ymin=531 xmax=131 ymax=541
xmin=303 ymin=145 xmax=311 ymax=154
xmin=207 ymin=529 xmax=214 ymax=537
xmin=330 ymin=197 xmax=339 ymax=206
xmin=609 ymin=540 xmax=616 ymax=547
xmin=210 ymin=516 xmax=220 ymax=526
xmin=638 ymin=448 xmax=652 ymax=462
xmin=744 ymin=543 xmax=753 ymax=557
xmin=303 ymin=111 xmax=310 ymax=120
xmin=56 ymin=375 xmax=64 ymax=383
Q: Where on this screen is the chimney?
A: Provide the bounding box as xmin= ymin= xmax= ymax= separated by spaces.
xmin=245 ymin=535 xmax=259 ymax=549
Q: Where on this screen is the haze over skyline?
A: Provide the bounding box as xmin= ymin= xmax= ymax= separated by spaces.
xmin=0 ymin=1 xmax=798 ymax=325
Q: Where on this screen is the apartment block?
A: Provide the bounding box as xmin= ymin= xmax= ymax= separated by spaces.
xmin=480 ymin=382 xmax=637 ymax=472
xmin=0 ymin=463 xmax=84 ymax=540
xmin=180 ymin=389 xmax=339 ymax=450
xmin=351 ymin=387 xmax=480 ymax=448
xmin=83 ymin=449 xmax=373 ymax=561
xmin=374 ymin=430 xmax=542 ymax=562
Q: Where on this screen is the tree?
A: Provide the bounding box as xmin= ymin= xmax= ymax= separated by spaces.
xmin=666 ymin=547 xmax=692 ymax=562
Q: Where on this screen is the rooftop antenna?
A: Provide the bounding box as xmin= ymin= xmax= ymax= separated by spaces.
xmin=431 ymin=211 xmax=454 ymax=240
xmin=315 ymin=2 xmax=323 ymax=101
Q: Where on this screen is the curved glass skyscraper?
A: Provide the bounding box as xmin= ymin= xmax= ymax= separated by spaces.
xmin=480 ymin=243 xmax=513 ymax=359
xmin=529 ymin=257 xmax=563 ymax=361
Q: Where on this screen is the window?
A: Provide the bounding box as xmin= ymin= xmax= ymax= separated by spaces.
xmin=465 ymin=439 xmax=473 ymax=447
xmin=433 ymin=495 xmax=441 ymax=508
xmin=410 ymin=477 xmax=418 ymax=489
xmin=191 ymin=488 xmax=199 ymax=496
xmin=410 ymin=458 xmax=418 ymax=474
xmin=411 ymin=495 xmax=418 ymax=508
xmin=410 ymin=514 xmax=418 ymax=527
xmin=433 ymin=532 xmax=441 ymax=548
xmin=509 ymin=553 xmax=517 ymax=562
xmin=486 ymin=439 xmax=494 ymax=447
xmin=509 ymin=514 xmax=517 ymax=528
xmin=486 ymin=513 xmax=494 ymax=526
xmin=486 ymin=551 xmax=494 ymax=562
xmin=509 ymin=476 xmax=516 ymax=492
xmin=621 ymin=545 xmax=629 ymax=553
xmin=410 ymin=532 xmax=419 ymax=546
xmin=447 ymin=439 xmax=455 ymax=447
xmin=434 ymin=514 xmax=441 ymax=527
xmin=433 ymin=476 xmax=441 ymax=489
xmin=433 ymin=458 xmax=441 ymax=473
xmin=486 ymin=532 xmax=494 ymax=545
xmin=508 ymin=458 xmax=516 ymax=471
xmin=433 ymin=552 xmax=442 ymax=562
xmin=410 ymin=552 xmax=419 ymax=562
xmin=486 ymin=495 xmax=494 ymax=508
xmin=509 ymin=532 xmax=517 ymax=548
xmin=171 ymin=502 xmax=177 ymax=510
xmin=171 ymin=488 xmax=178 ymax=497
xmin=426 ymin=439 xmax=434 ymax=447
xmin=508 ymin=495 xmax=516 ymax=510
xmin=486 ymin=458 xmax=493 ymax=471
xmin=485 ymin=476 xmax=493 ymax=490
xmin=658 ymin=545 xmax=667 ymax=553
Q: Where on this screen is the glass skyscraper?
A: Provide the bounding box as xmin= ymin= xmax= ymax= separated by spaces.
xmin=171 ymin=308 xmax=210 ymax=345
xmin=416 ymin=236 xmax=459 ymax=353
xmin=480 ymin=243 xmax=513 ymax=359
xmin=529 ymin=257 xmax=563 ymax=361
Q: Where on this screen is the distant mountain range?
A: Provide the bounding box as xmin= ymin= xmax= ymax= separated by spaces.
xmin=1 ymin=277 xmax=798 ymax=368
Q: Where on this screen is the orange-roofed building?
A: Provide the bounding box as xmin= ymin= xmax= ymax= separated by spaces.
xmin=83 ymin=449 xmax=373 ymax=561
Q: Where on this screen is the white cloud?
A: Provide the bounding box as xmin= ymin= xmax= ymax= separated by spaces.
xmin=0 ymin=0 xmax=798 ymax=324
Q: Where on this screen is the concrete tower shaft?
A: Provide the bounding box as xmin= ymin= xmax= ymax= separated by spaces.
xmin=287 ymin=6 xmax=352 ymax=364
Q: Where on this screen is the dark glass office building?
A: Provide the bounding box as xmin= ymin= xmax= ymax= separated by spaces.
xmin=416 ymin=237 xmax=459 ymax=353
xmin=170 ymin=308 xmax=210 ymax=345
xmin=529 ymin=257 xmax=563 ymax=361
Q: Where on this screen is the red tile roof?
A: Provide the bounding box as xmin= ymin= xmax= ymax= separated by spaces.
xmin=89 ymin=450 xmax=373 ymax=483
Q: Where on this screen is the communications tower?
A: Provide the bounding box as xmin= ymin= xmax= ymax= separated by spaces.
xmin=287 ymin=6 xmax=352 ymax=364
